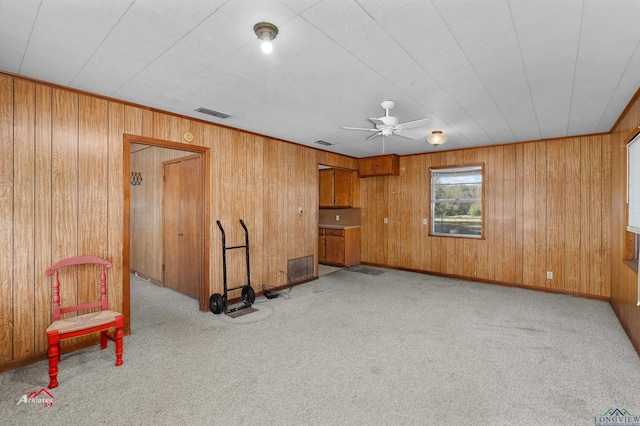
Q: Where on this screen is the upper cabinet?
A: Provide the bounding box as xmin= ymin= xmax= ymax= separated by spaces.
xmin=319 ymin=168 xmax=353 ymax=207
xmin=358 ymin=154 xmax=400 ymax=177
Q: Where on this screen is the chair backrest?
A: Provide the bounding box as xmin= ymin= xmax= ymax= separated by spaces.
xmin=45 ymin=256 xmax=113 ymax=321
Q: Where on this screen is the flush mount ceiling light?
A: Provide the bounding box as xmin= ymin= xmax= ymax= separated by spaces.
xmin=254 ymin=22 xmax=278 ymax=54
xmin=427 ymin=130 xmax=447 ymax=147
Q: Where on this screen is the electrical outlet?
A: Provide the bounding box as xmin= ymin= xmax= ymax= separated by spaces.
xmin=336 ymin=215 xmax=340 ymax=221
xmin=384 ymin=217 xmax=388 ymax=224
xmin=298 ymin=207 xmax=303 ymax=215
xmin=546 ymin=271 xmax=553 ymax=279
xmin=422 ymin=218 xmax=427 ymax=225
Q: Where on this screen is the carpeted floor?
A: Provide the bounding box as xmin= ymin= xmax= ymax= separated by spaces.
xmin=1 ymin=269 xmax=639 ymax=425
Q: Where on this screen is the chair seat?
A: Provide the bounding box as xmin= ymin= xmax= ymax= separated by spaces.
xmin=46 ymin=310 xmax=122 ymax=334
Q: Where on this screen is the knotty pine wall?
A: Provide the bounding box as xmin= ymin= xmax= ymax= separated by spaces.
xmin=610 ymin=88 xmax=640 ymax=355
xmin=0 ymin=73 xmax=340 ymax=370
xmin=360 ymin=135 xmax=612 ymax=299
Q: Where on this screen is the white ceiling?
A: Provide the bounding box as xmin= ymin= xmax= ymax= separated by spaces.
xmin=2 ymin=0 xmax=640 ymax=158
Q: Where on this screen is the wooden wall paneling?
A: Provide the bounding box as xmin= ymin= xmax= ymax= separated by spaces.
xmin=474 ymin=149 xmax=489 ymax=279
xmin=34 ymin=83 xmax=52 ymax=354
xmin=502 ymin=144 xmax=517 ymax=284
xmin=588 ymin=137 xmax=604 ymax=296
xmin=386 ymin=176 xmax=399 ymax=267
xmin=521 ymin=143 xmax=536 ymax=286
xmin=153 ymin=112 xmax=180 ymax=142
xmin=203 ymin=124 xmax=217 ymax=297
xmin=262 ymin=139 xmax=280 ymax=287
xmin=546 ymin=139 xmax=565 ymax=290
xmin=248 ymin=135 xmax=265 ymax=286
xmin=142 ymin=109 xmax=154 ymax=138
xmin=417 ymin=157 xmax=431 ymax=272
xmin=316 ymin=151 xmax=358 ymax=170
xmin=360 ymin=177 xmax=386 ymax=265
xmin=600 ymin=135 xmax=612 ymax=297
xmin=534 ymin=142 xmax=548 ymax=288
xmin=51 ymin=88 xmax=79 ymax=350
xmin=403 ymin=158 xmax=420 ymax=270
xmin=230 ymin=130 xmax=248 ymax=298
xmin=484 ymin=146 xmax=500 ymax=281
xmin=124 ymin=105 xmax=143 ymax=136
xmin=0 ymin=75 xmax=13 ymax=363
xmin=78 ymin=95 xmax=109 ymax=321
xmin=188 ymin=120 xmax=205 ymax=146
xmin=13 ymin=79 xmax=36 ymax=359
xmin=513 ymin=145 xmax=524 ymax=284
xmin=493 ymin=146 xmax=506 ymax=283
xmin=564 ymin=137 xmax=582 ymax=293
xmin=108 ymin=102 xmax=125 ymax=331
xmin=579 ymin=137 xmax=592 ymax=295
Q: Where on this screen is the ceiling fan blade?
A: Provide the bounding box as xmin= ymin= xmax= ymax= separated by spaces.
xmin=369 ymin=118 xmax=385 ymax=126
xmin=367 ymin=131 xmax=382 ymax=140
xmin=394 ymin=130 xmax=424 ymax=140
xmin=342 ymin=126 xmax=378 ymax=132
xmin=396 ymin=118 xmax=430 ymax=130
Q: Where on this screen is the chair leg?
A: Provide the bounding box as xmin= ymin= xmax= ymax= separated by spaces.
xmin=47 ymin=333 xmax=59 ymax=389
xmin=115 ymin=317 xmax=124 ymax=367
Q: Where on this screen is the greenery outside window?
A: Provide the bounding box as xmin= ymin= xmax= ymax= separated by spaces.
xmin=430 ymin=164 xmax=483 ymax=238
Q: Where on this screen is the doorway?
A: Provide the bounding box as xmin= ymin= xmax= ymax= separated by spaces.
xmin=123 ymin=134 xmax=210 ymax=334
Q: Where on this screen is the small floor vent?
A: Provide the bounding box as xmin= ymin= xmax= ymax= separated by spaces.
xmin=287 ymin=255 xmax=314 ymax=284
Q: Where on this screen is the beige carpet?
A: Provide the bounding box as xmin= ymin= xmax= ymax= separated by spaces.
xmin=1 ymin=269 xmax=639 ymax=425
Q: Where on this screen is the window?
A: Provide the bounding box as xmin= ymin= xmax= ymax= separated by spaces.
xmin=430 ymin=165 xmax=483 ymax=238
xmin=626 ymin=132 xmax=640 ymax=271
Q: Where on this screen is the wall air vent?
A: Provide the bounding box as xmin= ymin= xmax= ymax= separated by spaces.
xmin=195 ymin=107 xmax=231 ymax=119
xmin=314 ymin=140 xmax=333 ymax=146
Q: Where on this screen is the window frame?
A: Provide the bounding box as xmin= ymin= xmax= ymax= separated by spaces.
xmin=429 ymin=163 xmax=485 ymax=239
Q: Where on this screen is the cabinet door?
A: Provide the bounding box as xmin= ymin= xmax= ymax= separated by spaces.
xmin=318 ymin=233 xmax=326 ymax=262
xmin=333 ymin=169 xmax=352 ymax=207
xmin=319 ymin=169 xmax=334 ymax=207
xmin=325 ymin=235 xmax=345 ymax=265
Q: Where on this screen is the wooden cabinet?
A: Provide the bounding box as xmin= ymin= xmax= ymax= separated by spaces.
xmin=319 ymin=168 xmax=353 ymax=207
xmin=358 ymin=154 xmax=400 ymax=177
xmin=318 ymin=227 xmax=361 ymax=267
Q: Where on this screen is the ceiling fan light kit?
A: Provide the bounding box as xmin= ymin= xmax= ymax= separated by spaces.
xmin=427 ymin=130 xmax=447 ymax=146
xmin=254 ymin=22 xmax=278 ymax=54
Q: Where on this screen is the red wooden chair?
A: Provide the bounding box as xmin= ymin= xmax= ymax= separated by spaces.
xmin=45 ymin=256 xmax=123 ymax=389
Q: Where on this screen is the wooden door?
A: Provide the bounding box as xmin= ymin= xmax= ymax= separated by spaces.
xmin=163 ymin=155 xmax=203 ymax=300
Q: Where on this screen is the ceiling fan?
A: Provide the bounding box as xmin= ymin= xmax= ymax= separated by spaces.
xmin=342 ymin=100 xmax=429 ymax=141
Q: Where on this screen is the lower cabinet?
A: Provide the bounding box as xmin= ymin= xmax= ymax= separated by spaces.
xmin=318 ymin=227 xmax=361 ymax=267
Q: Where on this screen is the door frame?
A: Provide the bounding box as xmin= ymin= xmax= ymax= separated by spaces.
xmin=123 ymin=134 xmax=211 ymax=334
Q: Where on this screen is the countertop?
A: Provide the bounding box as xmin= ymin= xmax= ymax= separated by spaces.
xmin=319 ymin=224 xmax=361 ymax=229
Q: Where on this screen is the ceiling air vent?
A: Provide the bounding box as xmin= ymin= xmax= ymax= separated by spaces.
xmin=314 ymin=140 xmax=333 ymax=146
xmin=195 ymin=107 xmax=230 ymax=119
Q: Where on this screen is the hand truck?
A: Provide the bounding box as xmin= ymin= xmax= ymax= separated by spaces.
xmin=209 ymin=219 xmax=256 ymax=314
